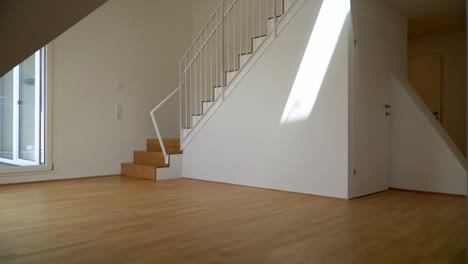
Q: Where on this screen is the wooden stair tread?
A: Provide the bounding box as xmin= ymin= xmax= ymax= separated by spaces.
xmin=147 ymin=139 xmax=181 ymax=153
xmin=133 ymin=151 xmax=170 ymax=167
xmin=121 ymin=162 xmax=155 ymax=167
xmin=131 ymin=163 xmax=169 ymax=168
xmin=147 ymin=138 xmax=180 ymax=143
xmin=135 ymin=149 xmax=183 ymax=154
xmin=147 ymin=139 xmax=180 ymax=146
xmin=166 ymin=150 xmax=183 ymax=154
xmin=123 ymin=163 xmax=169 ymax=169
xmin=142 ymin=149 xmax=183 ymax=155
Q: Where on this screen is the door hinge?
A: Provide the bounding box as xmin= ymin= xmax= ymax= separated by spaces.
xmin=354 ymin=39 xmax=358 ymax=46
xmin=353 ymin=169 xmax=357 ymax=175
xmin=52 ymin=163 xmax=55 ymax=170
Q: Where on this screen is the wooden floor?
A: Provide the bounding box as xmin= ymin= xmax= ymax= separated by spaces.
xmin=0 ymin=176 xmax=465 ymax=264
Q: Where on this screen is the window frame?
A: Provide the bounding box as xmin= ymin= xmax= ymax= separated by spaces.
xmin=0 ymin=45 xmax=53 ymax=175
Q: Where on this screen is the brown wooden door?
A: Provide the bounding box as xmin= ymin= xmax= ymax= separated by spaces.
xmin=408 ymin=54 xmax=442 ymax=121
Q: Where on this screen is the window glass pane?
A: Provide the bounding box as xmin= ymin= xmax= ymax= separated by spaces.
xmin=0 ymin=48 xmax=46 ymax=169
xmin=0 ymin=70 xmax=14 ymax=160
xmin=19 ymin=54 xmax=37 ymax=161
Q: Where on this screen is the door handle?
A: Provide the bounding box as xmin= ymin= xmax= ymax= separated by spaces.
xmin=385 ymin=104 xmax=391 ymax=117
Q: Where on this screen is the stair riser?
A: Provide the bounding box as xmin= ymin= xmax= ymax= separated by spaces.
xmin=121 ymin=163 xmax=155 ymax=180
xmin=203 ymin=102 xmax=213 ymax=114
xmin=267 ymin=18 xmax=275 ymax=33
xmin=183 ymin=129 xmax=191 ymax=137
xmin=253 ymin=37 xmax=266 ymax=51
xmin=240 ymin=54 xmax=251 ymax=68
xmin=192 ymin=116 xmax=201 ymax=127
xmin=227 ymin=71 xmax=238 ymax=84
xmin=214 ymin=87 xmax=223 ymax=99
xmin=134 ymin=151 xmax=166 ymax=166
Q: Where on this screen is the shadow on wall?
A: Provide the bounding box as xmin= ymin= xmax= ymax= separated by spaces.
xmin=280 ymin=0 xmax=350 ymax=124
xmin=389 ymin=75 xmax=467 ymax=195
xmin=182 ymin=0 xmax=351 ymax=198
xmin=391 ymin=75 xmax=467 ymax=169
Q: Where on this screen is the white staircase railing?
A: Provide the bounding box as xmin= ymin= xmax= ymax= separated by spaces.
xmin=150 ymin=86 xmax=181 ymax=164
xmin=151 ymin=0 xmax=297 ymax=163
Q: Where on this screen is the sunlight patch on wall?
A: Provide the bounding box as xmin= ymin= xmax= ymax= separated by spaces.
xmin=280 ymin=0 xmax=350 ymax=124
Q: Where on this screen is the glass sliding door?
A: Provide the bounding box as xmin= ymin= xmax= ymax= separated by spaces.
xmin=0 ymin=70 xmax=14 ymax=161
xmin=19 ymin=52 xmax=39 ymax=162
xmin=0 ymin=48 xmax=46 ymax=167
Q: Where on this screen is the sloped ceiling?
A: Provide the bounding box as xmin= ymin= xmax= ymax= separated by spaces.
xmin=0 ymin=0 xmax=109 ymax=77
xmin=382 ymin=0 xmax=466 ymax=37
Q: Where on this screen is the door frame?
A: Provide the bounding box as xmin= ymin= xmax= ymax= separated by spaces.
xmin=407 ymin=53 xmax=443 ymax=123
xmin=351 ymin=13 xmax=391 ymax=198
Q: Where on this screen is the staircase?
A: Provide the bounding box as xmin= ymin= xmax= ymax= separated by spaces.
xmin=122 ymin=0 xmax=301 ymax=181
xmin=121 ymin=139 xmax=182 ymax=180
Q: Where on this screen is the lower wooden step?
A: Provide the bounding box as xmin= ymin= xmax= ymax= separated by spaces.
xmin=121 ymin=163 xmax=157 ymax=180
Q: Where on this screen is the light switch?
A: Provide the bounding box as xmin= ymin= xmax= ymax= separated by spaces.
xmin=115 ymin=105 xmax=122 ymax=120
xmin=115 ymin=82 xmax=124 ymax=90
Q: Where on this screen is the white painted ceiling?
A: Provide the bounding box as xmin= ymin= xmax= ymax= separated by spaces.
xmin=382 ymin=0 xmax=465 ymax=18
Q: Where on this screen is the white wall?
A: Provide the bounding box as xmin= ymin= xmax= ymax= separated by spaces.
xmin=408 ymin=32 xmax=467 ymax=155
xmin=351 ymin=0 xmax=407 ymax=77
xmin=389 ymin=76 xmax=467 ymax=195
xmin=192 ymin=0 xmax=220 ymax=38
xmin=183 ymin=0 xmax=351 ymax=198
xmin=0 ymin=0 xmax=192 ymax=183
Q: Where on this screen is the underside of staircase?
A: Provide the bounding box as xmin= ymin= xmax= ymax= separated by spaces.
xmin=121 ymin=139 xmax=182 ymax=181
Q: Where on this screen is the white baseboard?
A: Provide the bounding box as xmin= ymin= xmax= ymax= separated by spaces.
xmin=0 ymin=172 xmax=116 ymax=185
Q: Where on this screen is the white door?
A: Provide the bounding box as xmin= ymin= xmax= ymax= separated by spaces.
xmin=353 ymin=15 xmax=390 ymax=197
xmin=408 ymin=54 xmax=442 ymax=121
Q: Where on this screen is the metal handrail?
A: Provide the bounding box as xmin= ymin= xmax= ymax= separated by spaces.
xmin=179 ymin=0 xmax=228 ymax=64
xmin=182 ymin=0 xmax=239 ymax=75
xmin=151 ymin=0 xmax=292 ymax=155
xmin=150 ymin=86 xmax=180 ymax=164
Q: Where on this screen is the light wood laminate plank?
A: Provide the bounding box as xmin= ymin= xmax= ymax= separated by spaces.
xmin=0 ymin=176 xmax=465 ymax=264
